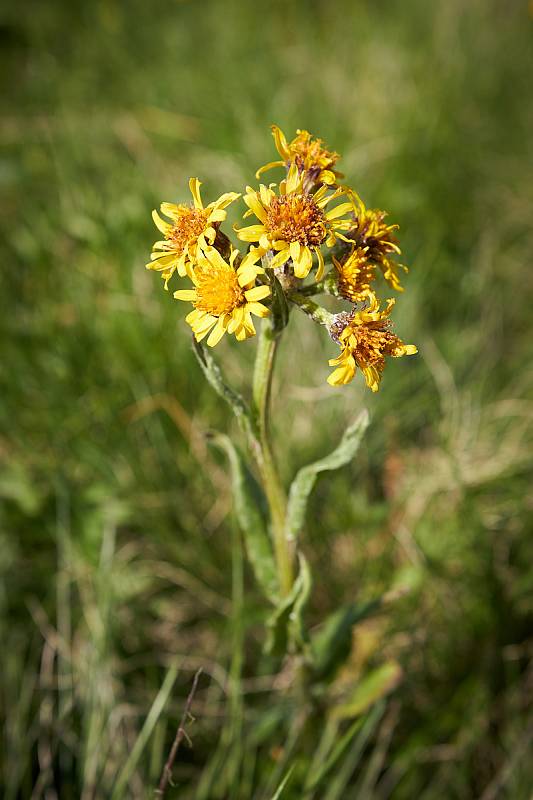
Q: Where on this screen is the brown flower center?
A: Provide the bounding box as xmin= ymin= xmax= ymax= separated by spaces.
xmin=351 ymin=209 xmax=398 ymax=260
xmin=344 ymin=319 xmax=403 ymax=368
xmin=169 ymin=207 xmax=209 ymax=255
xmin=194 ymin=262 xmax=244 ymax=317
xmin=289 ymin=133 xmax=339 ymax=171
xmin=265 ymin=194 xmax=326 ymax=246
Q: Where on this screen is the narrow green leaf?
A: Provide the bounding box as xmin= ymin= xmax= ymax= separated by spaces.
xmin=322 ymin=702 xmax=386 ymax=800
xmin=111 ymin=660 xmax=180 ymax=800
xmin=331 ymin=661 xmax=402 ymax=720
xmin=209 ymin=433 xmax=279 ymax=603
xmin=265 ymin=554 xmax=309 ymax=656
xmin=192 ymin=339 xmax=259 ymax=456
xmin=311 ymin=598 xmax=382 ymax=681
xmin=269 ymin=765 xmax=295 ymax=800
xmin=285 ymin=410 xmax=369 ymax=543
xmin=290 ymin=552 xmax=312 ymax=649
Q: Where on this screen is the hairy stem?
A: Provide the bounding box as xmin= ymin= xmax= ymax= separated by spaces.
xmin=253 ymin=317 xmax=293 ymax=596
xmin=288 ymin=293 xmax=336 ymax=327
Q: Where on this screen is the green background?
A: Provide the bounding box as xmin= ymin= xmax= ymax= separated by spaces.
xmin=1 ymin=0 xmax=532 ymax=797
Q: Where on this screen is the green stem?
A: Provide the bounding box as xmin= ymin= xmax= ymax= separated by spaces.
xmin=253 ymin=317 xmax=293 ymax=597
xmin=288 ymin=293 xmax=336 ymax=327
xmin=297 ymin=280 xmax=326 ymax=296
xmin=298 ymin=272 xmax=340 ymax=297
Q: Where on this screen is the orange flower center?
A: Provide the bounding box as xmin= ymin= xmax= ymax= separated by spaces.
xmin=194 ymin=262 xmax=244 ymax=317
xmin=169 ymin=207 xmax=209 ymax=255
xmin=352 ymin=209 xmax=398 ymax=260
xmin=289 ymin=133 xmax=338 ymax=172
xmin=265 ymin=194 xmax=326 ymax=246
xmin=343 ymin=319 xmax=403 ymax=368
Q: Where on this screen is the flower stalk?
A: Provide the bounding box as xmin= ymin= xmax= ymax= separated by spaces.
xmin=253 ymin=317 xmax=293 ymax=596
xmin=288 ymin=292 xmax=335 ymax=327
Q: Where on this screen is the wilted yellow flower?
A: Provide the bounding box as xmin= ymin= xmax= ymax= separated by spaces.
xmin=147 ymin=178 xmax=240 ymax=288
xmin=348 ymin=193 xmax=407 ymax=292
xmin=173 ymin=246 xmax=270 ymax=347
xmin=333 ymin=247 xmax=375 ymax=302
xmin=327 ymin=292 xmax=417 ymax=390
xmin=256 ymin=124 xmax=342 ymax=189
xmin=236 ymin=164 xmax=354 ymax=281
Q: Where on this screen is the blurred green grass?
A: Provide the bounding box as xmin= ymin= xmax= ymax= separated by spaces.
xmin=1 ymin=0 xmax=532 ymax=797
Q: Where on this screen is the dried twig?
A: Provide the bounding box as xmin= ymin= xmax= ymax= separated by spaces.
xmin=155 ymin=668 xmax=203 ymax=797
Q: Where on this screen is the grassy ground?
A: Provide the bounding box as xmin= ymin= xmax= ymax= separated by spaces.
xmin=1 ymin=0 xmax=532 ymax=797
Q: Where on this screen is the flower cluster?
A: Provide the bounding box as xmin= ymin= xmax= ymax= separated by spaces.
xmin=146 ymin=124 xmax=416 ymax=390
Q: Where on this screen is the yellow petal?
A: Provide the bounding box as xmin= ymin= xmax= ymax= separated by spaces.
xmin=293 ymin=246 xmax=313 ymax=278
xmin=204 ymin=246 xmax=229 ymax=271
xmin=189 ymin=178 xmax=203 ymax=209
xmin=208 ymin=209 xmax=226 ymax=223
xmin=259 ymin=184 xmax=274 ymax=206
xmin=173 ymin=289 xmax=197 ymax=301
xmin=315 ymin=247 xmax=325 ymax=281
xmin=325 ymin=202 xmax=354 ymax=221
xmin=235 ymin=225 xmax=266 ymax=242
xmin=148 ymin=254 xmax=178 ymax=269
xmin=237 ymin=265 xmax=259 ymax=286
xmin=244 ymin=285 xmax=270 ymax=302
xmin=152 ymin=209 xmax=171 ymax=235
xmin=269 ymin=249 xmax=291 ymax=269
xmin=204 ymin=226 xmax=216 ymax=244
xmin=255 ymin=160 xmax=285 ymax=179
xmin=227 ymin=306 xmax=245 ymax=333
xmin=214 ymin=191 xmax=240 ymax=209
xmin=243 ymin=193 xmax=268 ymax=223
xmin=206 ymin=316 xmax=227 ymax=347
xmin=362 ymin=365 xmax=380 ymax=392
xmin=235 ymin=323 xmax=252 ymax=341
xmin=285 ymin=162 xmax=301 ymax=194
xmin=327 ymin=366 xmax=352 ymax=386
xmin=289 ymin=241 xmax=301 ymax=262
xmin=240 ymin=248 xmax=262 ymax=270
xmin=160 ymin=202 xmax=182 ymax=219
xmin=320 ymin=169 xmax=336 ymax=185
xmin=248 ymin=301 xmax=270 ymax=318
xmin=271 ymin=124 xmax=290 ymax=159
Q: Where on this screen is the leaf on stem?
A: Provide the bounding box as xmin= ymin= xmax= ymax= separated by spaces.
xmin=285 ymin=410 xmax=370 ymax=543
xmin=265 ymin=552 xmax=312 ymax=656
xmin=311 ymin=598 xmax=383 ymax=682
xmin=330 ymin=661 xmax=402 ymax=720
xmin=208 ymin=432 xmax=279 ymax=603
xmin=192 ymin=339 xmax=259 ymax=455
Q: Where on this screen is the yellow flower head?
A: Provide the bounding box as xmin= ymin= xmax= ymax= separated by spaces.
xmin=348 ymin=192 xmax=407 ymax=292
xmin=147 ymin=178 xmax=240 ymax=288
xmin=173 ymin=246 xmax=270 ymax=347
xmin=236 ymin=164 xmax=355 ymax=281
xmin=257 ymin=124 xmax=342 ymax=189
xmin=327 ymin=292 xmax=417 ymax=391
xmin=333 ymin=247 xmax=376 ymax=302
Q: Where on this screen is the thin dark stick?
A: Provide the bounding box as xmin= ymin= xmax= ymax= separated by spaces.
xmin=155 ymin=668 xmax=203 ymax=797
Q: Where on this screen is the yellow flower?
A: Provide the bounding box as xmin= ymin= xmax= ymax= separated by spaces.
xmin=333 ymin=247 xmax=376 ymax=302
xmin=147 ymin=178 xmax=240 ymax=288
xmin=235 ymin=164 xmax=354 ymax=281
xmin=256 ymin=124 xmax=342 ymax=189
xmin=327 ymin=292 xmax=417 ymax=391
xmin=173 ymin=246 xmax=270 ymax=347
xmin=347 ymin=192 xmax=407 ymax=292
